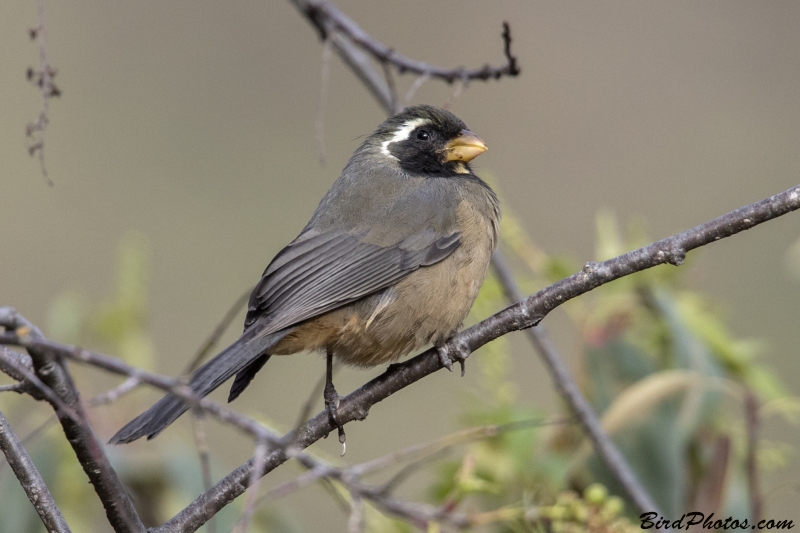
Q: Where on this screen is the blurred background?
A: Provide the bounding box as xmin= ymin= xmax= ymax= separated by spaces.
xmin=2 ymin=1 xmax=800 ymax=531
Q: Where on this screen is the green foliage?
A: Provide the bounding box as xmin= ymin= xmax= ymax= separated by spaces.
xmin=534 ymin=485 xmax=635 ymax=533
xmin=3 ymin=207 xmax=797 ymax=532
xmin=407 ymin=207 xmax=797 ymax=530
xmin=0 ymin=233 xmax=295 ymax=532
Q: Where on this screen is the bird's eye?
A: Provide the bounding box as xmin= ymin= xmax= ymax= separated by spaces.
xmin=416 ymin=130 xmax=430 ymax=141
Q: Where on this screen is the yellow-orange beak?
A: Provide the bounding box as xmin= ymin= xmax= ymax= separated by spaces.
xmin=441 ymin=129 xmax=487 ymax=163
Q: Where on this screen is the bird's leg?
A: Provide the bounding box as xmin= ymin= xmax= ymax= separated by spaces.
xmin=436 ymin=337 xmax=472 ymax=377
xmin=323 ymin=348 xmax=346 ymax=455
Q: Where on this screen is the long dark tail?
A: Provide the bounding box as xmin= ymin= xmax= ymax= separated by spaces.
xmin=109 ymin=327 xmax=292 ymax=444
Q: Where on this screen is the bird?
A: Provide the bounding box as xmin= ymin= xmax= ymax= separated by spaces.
xmin=109 ymin=105 xmax=500 ymax=448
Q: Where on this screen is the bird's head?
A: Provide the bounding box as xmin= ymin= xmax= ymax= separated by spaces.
xmin=371 ymin=105 xmax=487 ymax=177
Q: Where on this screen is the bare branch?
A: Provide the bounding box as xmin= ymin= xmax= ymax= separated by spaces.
xmin=283 ymin=1 xmax=790 ymax=522
xmin=0 ymin=347 xmax=79 ymax=421
xmin=293 ymin=0 xmax=520 ymax=83
xmin=282 ymin=5 xmax=643 ymax=522
xmin=379 ymin=56 xmax=399 ymax=114
xmin=0 ymin=410 xmax=71 ymax=533
xmin=152 ymin=183 xmax=800 ymax=532
xmin=0 ymin=333 xmax=285 ymax=447
xmin=0 ymin=309 xmax=146 ymax=533
xmin=87 ymin=376 xmax=140 ymax=407
xmin=349 ymin=419 xmax=556 ymax=479
xmin=0 ymin=346 xmax=37 ymax=397
xmin=492 ymin=251 xmax=663 ymax=517
xmin=289 ymin=0 xmax=519 ymax=114
xmin=9 ymin=2 xmax=792 ymax=531
xmin=3 ymin=184 xmax=798 ymax=531
xmin=266 ymin=419 xmax=554 ymax=503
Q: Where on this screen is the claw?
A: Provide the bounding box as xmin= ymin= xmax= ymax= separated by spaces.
xmin=437 ymin=345 xmax=454 ymax=371
xmin=438 ymin=339 xmax=471 ymax=376
xmin=324 ymin=372 xmax=346 ymax=453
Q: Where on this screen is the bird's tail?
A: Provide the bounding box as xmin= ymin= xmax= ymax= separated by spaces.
xmin=108 ymin=327 xmax=291 ymax=444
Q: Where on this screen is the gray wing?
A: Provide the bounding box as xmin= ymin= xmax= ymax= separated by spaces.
xmin=244 ymin=228 xmax=461 ymax=331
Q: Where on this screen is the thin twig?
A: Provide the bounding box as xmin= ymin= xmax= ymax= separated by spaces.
xmin=380 ymin=56 xmax=400 ymax=114
xmin=403 ymin=72 xmax=430 ymax=107
xmin=267 ymin=419 xmax=553 ymax=505
xmin=87 ymin=376 xmax=140 ymax=407
xmin=0 ymin=344 xmax=34 ymax=385
xmin=294 ymin=0 xmax=520 ymax=83
xmin=20 ymin=415 xmax=58 ymax=445
xmin=377 ymin=449 xmax=451 ymax=497
xmin=319 ymin=477 xmax=352 ymax=513
xmin=441 ymin=76 xmax=467 ymax=111
xmin=3 ymin=184 xmax=799 ymax=533
xmin=289 ymin=0 xmax=519 ymax=115
xmin=350 ymin=419 xmax=557 ymax=478
xmin=0 ymin=346 xmax=38 ymax=400
xmin=184 ymin=289 xmax=251 ymax=374
xmin=336 ymin=31 xmax=394 ymax=113
xmin=347 ymin=494 xmax=364 ymax=533
xmin=191 ymin=410 xmax=216 ymax=533
xmin=0 ymin=309 xmax=146 ymax=533
xmin=26 ymin=0 xmax=59 ymax=186
xmin=289 ymin=453 xmax=473 ymax=530
xmin=745 ymin=391 xmax=762 ymax=523
xmin=316 ymin=38 xmax=333 ymax=167
xmin=0 ymin=410 xmax=71 ymax=533
xmin=150 ymin=183 xmax=800 ymax=532
xmin=2 ymin=334 xmax=286 ymax=447
xmin=0 ymin=414 xmax=58 ymax=480
xmin=0 ymin=348 xmax=79 ymax=421
xmin=231 ymin=438 xmax=269 ymax=533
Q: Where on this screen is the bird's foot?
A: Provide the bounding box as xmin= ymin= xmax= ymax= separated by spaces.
xmin=436 ymin=338 xmax=472 ymax=377
xmin=323 ymin=381 xmax=347 ymax=456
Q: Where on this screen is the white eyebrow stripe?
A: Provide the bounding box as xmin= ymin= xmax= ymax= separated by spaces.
xmin=380 ymin=118 xmax=429 ymax=159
